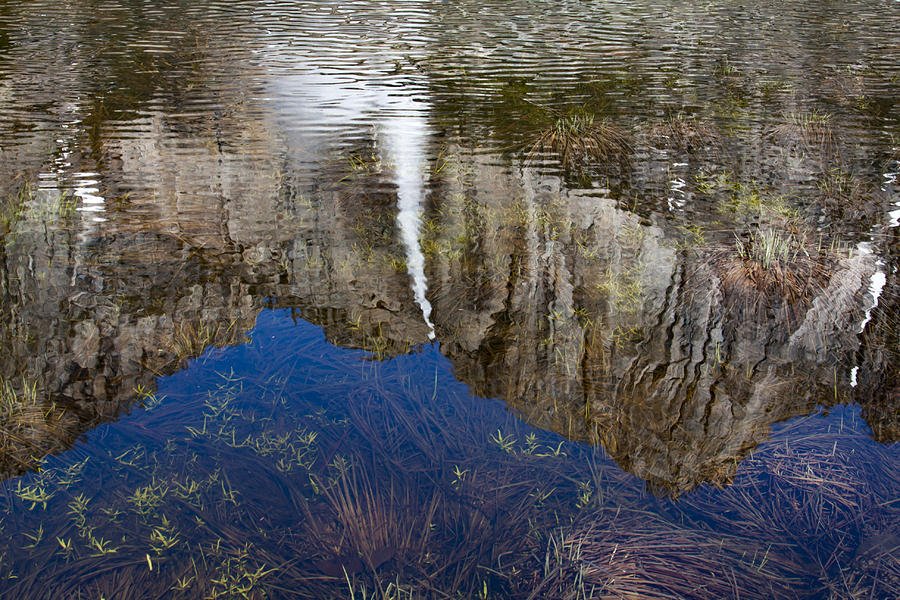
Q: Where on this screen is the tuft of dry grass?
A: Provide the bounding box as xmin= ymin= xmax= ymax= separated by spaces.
xmin=526 ymin=114 xmax=631 ymax=170
xmin=769 ymin=111 xmax=835 ymax=153
xmin=645 ymin=114 xmax=723 ymax=154
xmin=708 ymin=224 xmax=838 ymax=324
xmin=305 ymin=465 xmax=440 ymax=574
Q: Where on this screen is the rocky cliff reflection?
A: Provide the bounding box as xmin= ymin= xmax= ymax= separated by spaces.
xmin=2 ymin=136 xmax=897 ymax=493
xmin=1 ymin=0 xmax=898 ymax=496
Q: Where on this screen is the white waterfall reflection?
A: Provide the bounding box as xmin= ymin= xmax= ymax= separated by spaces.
xmin=267 ymin=25 xmax=437 ymax=338
xmin=383 ymin=110 xmax=436 ymax=339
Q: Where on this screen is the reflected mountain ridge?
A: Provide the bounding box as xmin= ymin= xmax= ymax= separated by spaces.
xmin=0 ymin=0 xmax=898 ymax=496
xmin=1 ymin=140 xmax=897 ymax=493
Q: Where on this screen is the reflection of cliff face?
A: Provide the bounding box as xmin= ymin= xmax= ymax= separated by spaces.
xmin=421 ymin=151 xmax=884 ymax=494
xmin=852 ymin=225 xmax=900 ymax=445
xmin=0 ymin=131 xmax=432 ymax=478
xmin=1 ymin=136 xmax=896 ymax=489
xmin=2 ymin=0 xmax=899 ymax=491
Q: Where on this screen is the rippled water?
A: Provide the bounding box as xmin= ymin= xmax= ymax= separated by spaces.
xmin=1 ymin=1 xmax=899 ymax=598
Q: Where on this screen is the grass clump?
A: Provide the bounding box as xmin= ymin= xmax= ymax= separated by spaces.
xmin=734 ymin=227 xmax=802 ymax=270
xmin=817 ymin=168 xmax=879 ymax=224
xmin=539 ymin=510 xmax=807 ymax=600
xmin=645 ymin=113 xmax=722 ymax=154
xmin=171 ymin=320 xmax=246 ymax=367
xmin=680 ymin=420 xmax=900 ymax=600
xmin=526 ymin=113 xmax=631 ymax=170
xmin=723 ymin=225 xmax=835 ymax=305
xmin=0 ymin=377 xmax=72 ymax=478
xmin=1 ymin=184 xmax=78 ymax=238
xmin=769 ymin=110 xmax=835 ymax=152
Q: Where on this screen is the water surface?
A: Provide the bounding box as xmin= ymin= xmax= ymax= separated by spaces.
xmin=1 ymin=1 xmax=898 ymax=598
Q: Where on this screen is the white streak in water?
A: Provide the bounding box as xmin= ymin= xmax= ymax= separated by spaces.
xmin=382 ymin=111 xmax=435 ymax=340
xmin=266 ymin=18 xmax=436 ymax=339
xmin=850 ymin=243 xmax=886 ymax=387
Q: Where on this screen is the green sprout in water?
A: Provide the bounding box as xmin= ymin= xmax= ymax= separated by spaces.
xmin=149 ymin=514 xmax=180 ymax=554
xmin=126 ymin=478 xmax=169 ymax=516
xmin=14 ymin=481 xmax=54 ymax=510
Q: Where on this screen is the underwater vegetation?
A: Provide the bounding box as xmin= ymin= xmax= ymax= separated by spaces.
xmin=643 ymin=113 xmax=723 ymax=155
xmin=0 ymin=377 xmax=76 ymax=479
xmin=0 ymin=184 xmax=78 ymax=238
xmin=0 ymin=0 xmax=898 ymax=598
xmin=0 ymin=318 xmax=895 ymax=599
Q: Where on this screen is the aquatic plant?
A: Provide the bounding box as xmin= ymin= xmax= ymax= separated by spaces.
xmin=717 ymin=183 xmax=798 ymax=223
xmin=307 ymin=464 xmax=440 ymax=574
xmin=526 ymin=113 xmax=631 ymax=170
xmin=644 ymin=113 xmax=723 ymax=154
xmin=0 ymin=377 xmax=74 ymax=478
xmin=769 ymin=110 xmax=835 ymax=153
xmin=171 ymin=319 xmax=246 ymax=367
xmin=734 ymin=227 xmax=800 ymax=270
xmin=2 ymin=319 xmax=897 ymax=599
xmin=680 ymin=420 xmax=900 ymax=600
xmin=2 ymin=183 xmax=78 ymax=228
xmin=817 ymin=168 xmax=879 ymax=224
xmin=537 ymin=509 xmax=806 ymax=600
xmin=715 ymin=223 xmax=837 ymax=314
xmin=0 ymin=185 xmax=27 ymax=234
xmin=595 ymin=265 xmax=644 ymax=316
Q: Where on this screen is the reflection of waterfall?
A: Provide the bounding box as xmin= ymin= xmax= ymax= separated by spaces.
xmin=849 ymin=160 xmax=898 ymax=386
xmin=850 ymin=261 xmax=885 ymax=387
xmin=265 ymin=13 xmax=438 ymax=339
xmin=384 ymin=112 xmax=436 ymax=339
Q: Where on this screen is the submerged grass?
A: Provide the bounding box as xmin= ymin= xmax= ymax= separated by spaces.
xmin=0 ymin=326 xmax=896 ymax=599
xmin=644 ymin=113 xmax=723 ymax=155
xmin=678 ymin=416 xmax=900 ymax=600
xmin=1 ymin=184 xmax=78 ymax=237
xmin=817 ymin=168 xmax=881 ymax=224
xmin=0 ymin=377 xmax=75 ymax=478
xmin=539 ymin=511 xmax=808 ymax=599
